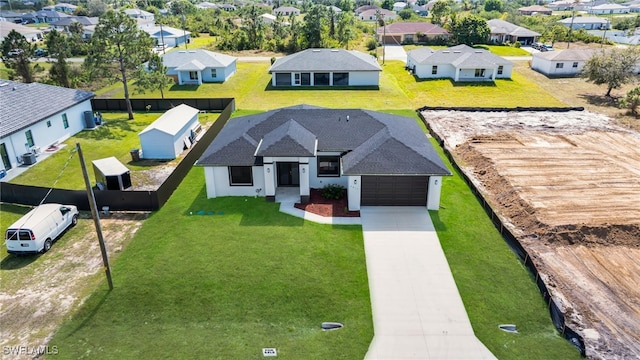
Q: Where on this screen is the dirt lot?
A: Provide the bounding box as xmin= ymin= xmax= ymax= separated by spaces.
xmin=0 ymin=212 xmax=146 ymax=360
xmin=422 ymin=109 xmax=640 ymax=359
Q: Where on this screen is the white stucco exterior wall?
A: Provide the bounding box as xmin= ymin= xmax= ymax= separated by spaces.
xmin=427 ymin=176 xmax=443 ymax=211
xmin=299 ymin=162 xmax=310 ymax=196
xmin=531 ymin=57 xmax=583 ymax=77
xmin=263 ymin=163 xmax=276 ymax=197
xmin=0 ymin=100 xmax=91 ymax=171
xmin=347 ymin=176 xmax=361 ymax=211
xmin=205 ymin=166 xmax=266 ymax=198
xmin=348 ymin=71 xmax=380 ymax=86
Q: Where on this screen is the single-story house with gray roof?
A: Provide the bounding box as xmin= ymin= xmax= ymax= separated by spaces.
xmin=559 ymin=16 xmax=610 ymax=30
xmin=488 ymin=19 xmax=540 ymax=45
xmin=142 ymin=25 xmax=191 ymax=47
xmin=407 ymin=44 xmax=513 ymax=81
xmin=531 ymin=48 xmax=599 ymax=77
xmin=0 ymin=80 xmax=94 ymax=175
xmin=268 ymin=48 xmax=382 ymax=87
xmin=161 ymin=49 xmax=237 ymax=85
xmin=197 ymin=105 xmax=451 ymax=210
xmin=376 ymin=22 xmax=449 ymax=45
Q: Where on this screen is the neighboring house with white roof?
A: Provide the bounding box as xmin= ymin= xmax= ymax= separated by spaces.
xmin=273 ymin=6 xmax=300 ymax=16
xmin=138 ymin=104 xmax=201 ymax=160
xmin=196 ymin=105 xmax=451 ymax=210
xmin=268 ymin=48 xmax=382 ymax=87
xmin=142 ymin=25 xmax=191 ymax=47
xmin=161 ymin=49 xmax=237 ymax=85
xmin=196 ymin=2 xmax=219 ymax=9
xmin=50 ymin=16 xmax=99 ymax=39
xmin=393 ymin=1 xmax=408 ymax=11
xmin=0 ymin=80 xmax=95 ymax=174
xmin=588 ymin=3 xmax=629 ymax=14
xmin=488 ymin=19 xmax=540 ymax=45
xmin=559 ymin=16 xmax=610 ymax=29
xmin=0 ymin=22 xmax=43 ymax=42
xmin=406 ymin=44 xmax=513 ymax=81
xmin=358 ymin=8 xmax=397 ymax=21
xmin=531 ymin=48 xmax=599 ymax=77
xmin=124 ymin=8 xmax=155 ymax=20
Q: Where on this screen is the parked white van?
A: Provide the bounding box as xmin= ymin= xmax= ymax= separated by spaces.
xmin=5 ymin=203 xmax=79 ymax=254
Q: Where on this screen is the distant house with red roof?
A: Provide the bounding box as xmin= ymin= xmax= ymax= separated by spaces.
xmin=518 ymin=5 xmax=553 ymax=15
xmin=376 ymin=22 xmax=449 ymax=45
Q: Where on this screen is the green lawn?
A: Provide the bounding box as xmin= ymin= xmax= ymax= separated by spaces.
xmin=8 ymin=112 xmax=218 ymax=189
xmin=428 ymin=137 xmax=580 ymax=359
xmin=102 ymin=60 xmax=564 ymax=110
xmin=47 ymin=168 xmax=373 ymax=359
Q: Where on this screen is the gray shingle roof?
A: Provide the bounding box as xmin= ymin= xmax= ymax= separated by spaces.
xmin=0 ymin=80 xmax=95 ymax=138
xmin=533 ymin=48 xmax=598 ymax=61
xmin=198 ymin=106 xmax=450 ymax=176
xmin=255 ymin=120 xmax=316 ymax=157
xmin=161 ymin=49 xmax=236 ymax=69
xmin=488 ymin=19 xmax=541 ymax=37
xmin=269 ymin=49 xmax=382 ymax=72
xmin=408 ymin=44 xmax=512 ymax=68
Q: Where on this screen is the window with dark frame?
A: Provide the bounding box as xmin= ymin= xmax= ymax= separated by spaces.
xmin=229 ymin=166 xmax=253 ymax=185
xmin=475 ymin=69 xmax=485 ymax=77
xmin=314 ymin=73 xmax=330 ymax=86
xmin=211 ymin=68 xmax=217 ymax=78
xmin=497 ymin=66 xmax=503 ymax=75
xmin=317 ymin=156 xmax=340 ymax=177
xmin=572 ymin=62 xmax=578 ymax=68
xmin=275 ymin=73 xmax=291 ymax=86
xmin=25 ymin=130 xmax=34 ymax=147
xmin=189 ymin=71 xmax=198 ymax=80
xmin=333 ymin=73 xmax=349 ymax=86
xmin=46 ymin=120 xmax=51 ymax=127
xmin=62 ymin=113 xmax=68 ymax=129
xmin=432 ymin=65 xmax=437 ymax=75
xmin=556 ymin=63 xmax=564 ymax=69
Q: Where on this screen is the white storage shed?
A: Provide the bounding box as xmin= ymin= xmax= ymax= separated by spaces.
xmin=92 ymin=156 xmax=132 ymax=190
xmin=138 ymin=104 xmax=200 ymax=160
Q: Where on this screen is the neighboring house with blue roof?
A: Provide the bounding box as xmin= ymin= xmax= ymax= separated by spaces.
xmin=0 ymin=80 xmax=94 ymax=174
xmin=407 ymin=44 xmax=513 ymax=81
xmin=142 ymin=25 xmax=191 ymax=47
xmin=197 ymin=105 xmax=451 ymax=210
xmin=161 ymin=49 xmax=237 ymax=85
xmin=268 ymin=48 xmax=382 ymax=87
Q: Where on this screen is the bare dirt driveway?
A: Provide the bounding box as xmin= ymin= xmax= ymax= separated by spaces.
xmin=422 ymin=109 xmax=640 ymax=360
xmin=0 ymin=212 xmax=146 ymax=360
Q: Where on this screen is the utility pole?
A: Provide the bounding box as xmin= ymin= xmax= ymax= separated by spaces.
xmin=77 ymin=143 xmax=113 ymax=290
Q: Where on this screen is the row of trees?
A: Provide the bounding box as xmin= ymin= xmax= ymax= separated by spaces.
xmin=1 ymin=10 xmax=173 ymax=119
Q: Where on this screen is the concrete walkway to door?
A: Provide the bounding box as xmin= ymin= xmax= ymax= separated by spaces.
xmin=361 ymin=207 xmax=495 ymax=360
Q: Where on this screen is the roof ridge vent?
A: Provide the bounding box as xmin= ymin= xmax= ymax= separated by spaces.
xmin=312 ymin=49 xmax=321 ymax=52
xmin=442 ymin=51 xmax=450 ymax=53
xmin=453 ymin=51 xmax=461 ymax=53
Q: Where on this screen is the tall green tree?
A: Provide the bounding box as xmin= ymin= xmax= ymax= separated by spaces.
xmin=302 ymin=5 xmax=327 ymax=48
xmin=45 ymin=29 xmax=72 ymax=87
xmin=483 ymin=0 xmax=503 ymax=12
xmin=450 ymin=14 xmax=490 ymax=46
xmin=582 ymin=47 xmax=640 ymax=97
xmin=0 ymin=30 xmax=35 ymax=83
xmin=134 ymin=53 xmax=173 ymax=98
xmin=84 ymin=10 xmax=153 ymax=119
xmin=241 ymin=5 xmax=266 ymax=49
xmin=430 ymin=0 xmax=451 ymax=26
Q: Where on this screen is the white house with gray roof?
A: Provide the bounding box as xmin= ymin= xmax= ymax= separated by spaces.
xmin=161 ymin=49 xmax=237 ymax=85
xmin=531 ymin=48 xmax=598 ymax=77
xmin=488 ymin=19 xmax=540 ymax=45
xmin=142 ymin=25 xmax=191 ymax=47
xmin=407 ymin=45 xmax=513 ymax=81
xmin=197 ymin=105 xmax=451 ymax=210
xmin=559 ymin=16 xmax=610 ymax=30
xmin=268 ymin=49 xmax=382 ymax=87
xmin=0 ymin=81 xmax=94 ymax=175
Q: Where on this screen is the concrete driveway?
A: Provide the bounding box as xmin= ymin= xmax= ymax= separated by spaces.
xmin=382 ymin=45 xmax=407 ymax=63
xmin=361 ymin=207 xmax=495 ymax=360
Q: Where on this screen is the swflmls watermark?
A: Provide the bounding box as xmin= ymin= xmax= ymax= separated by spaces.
xmin=3 ymin=346 xmax=58 ymax=356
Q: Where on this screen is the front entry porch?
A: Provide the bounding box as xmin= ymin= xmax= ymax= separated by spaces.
xmin=264 ymin=158 xmax=310 ymax=204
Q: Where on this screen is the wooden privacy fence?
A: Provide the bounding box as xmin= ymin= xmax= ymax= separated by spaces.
xmin=1 ymin=98 xmax=235 ymax=211
xmin=417 ymin=109 xmax=586 ymax=357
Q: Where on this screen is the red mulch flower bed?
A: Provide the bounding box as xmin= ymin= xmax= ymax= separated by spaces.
xmin=294 ymin=189 xmax=360 ymax=218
